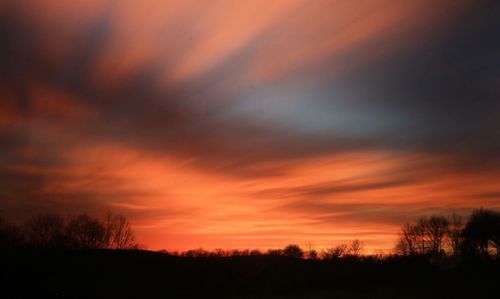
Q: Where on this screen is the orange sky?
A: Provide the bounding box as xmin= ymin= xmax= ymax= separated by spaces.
xmin=1 ymin=0 xmax=500 ymax=253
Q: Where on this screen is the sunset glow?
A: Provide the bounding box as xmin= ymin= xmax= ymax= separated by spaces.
xmin=1 ymin=0 xmax=499 ymax=253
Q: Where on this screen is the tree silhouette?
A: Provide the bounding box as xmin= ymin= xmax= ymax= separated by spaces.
xmin=396 ymin=210 xmax=500 ymax=257
xmin=396 ymin=223 xmax=418 ymax=255
xmin=283 ymin=244 xmax=304 ymax=258
xmin=414 ymin=217 xmax=428 ymax=254
xmin=304 ymin=242 xmax=318 ymax=259
xmin=67 ymin=214 xmax=106 ymax=249
xmin=267 ymin=249 xmax=283 ymax=256
xmin=0 ymin=212 xmax=23 ymax=248
xmin=425 ymin=215 xmax=449 ymax=254
xmin=447 ymin=213 xmax=464 ymax=256
xmin=348 ymin=239 xmax=364 ymax=256
xmin=103 ymin=212 xmax=136 ymax=249
xmin=462 ymin=208 xmax=500 ymax=256
xmin=25 ymin=213 xmax=67 ymax=247
xmin=103 ymin=211 xmax=115 ymax=249
xmin=396 ymin=215 xmax=451 ymax=255
xmin=111 ymin=215 xmax=135 ymax=249
xmin=0 ymin=211 xmax=137 ymax=250
xmin=322 ymin=244 xmax=348 ymax=260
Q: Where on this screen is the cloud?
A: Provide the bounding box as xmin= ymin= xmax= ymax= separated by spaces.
xmin=0 ymin=0 xmax=499 ymax=250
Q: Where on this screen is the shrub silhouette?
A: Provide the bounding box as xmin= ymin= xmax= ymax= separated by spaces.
xmin=322 ymin=244 xmax=348 ymax=260
xmin=267 ymin=248 xmax=283 ymax=256
xmin=307 ymin=248 xmax=318 ymax=259
xmin=283 ymin=244 xmax=304 ymax=258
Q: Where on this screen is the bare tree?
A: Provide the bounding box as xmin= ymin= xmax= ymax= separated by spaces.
xmin=322 ymin=244 xmax=348 ymax=260
xmin=67 ymin=214 xmax=106 ymax=249
xmin=3 ymin=211 xmax=137 ymax=250
xmin=101 ymin=212 xmax=135 ymax=249
xmin=304 ymin=242 xmax=318 ymax=259
xmin=397 ymin=215 xmax=451 ymax=255
xmin=25 ymin=213 xmax=66 ymax=247
xmin=395 ymin=223 xmax=418 ymax=255
xmin=447 ymin=213 xmax=464 ymax=255
xmin=183 ymin=248 xmax=209 ymax=257
xmin=110 ymin=215 xmax=135 ymax=249
xmin=348 ymin=239 xmax=364 ymax=256
xmin=425 ymin=215 xmax=449 ymax=254
xmin=212 ymin=248 xmax=226 ymax=257
xmin=395 ymin=210 xmax=500 ymax=257
xmin=414 ymin=217 xmax=428 ymax=254
xmin=103 ymin=211 xmax=115 ymax=249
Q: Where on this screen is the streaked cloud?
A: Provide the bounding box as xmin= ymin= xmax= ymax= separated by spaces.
xmin=1 ymin=0 xmax=499 ymax=252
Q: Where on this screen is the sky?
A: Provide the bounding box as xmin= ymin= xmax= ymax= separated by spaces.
xmin=1 ymin=0 xmax=499 ymax=252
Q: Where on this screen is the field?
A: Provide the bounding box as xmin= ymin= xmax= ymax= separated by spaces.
xmin=2 ymin=249 xmax=498 ymax=298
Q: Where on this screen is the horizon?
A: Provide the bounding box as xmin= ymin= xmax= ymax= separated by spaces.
xmin=1 ymin=1 xmax=500 ymax=253
xmin=0 ymin=208 xmax=482 ymax=255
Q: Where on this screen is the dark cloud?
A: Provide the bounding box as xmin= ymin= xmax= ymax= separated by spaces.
xmin=279 ymin=200 xmax=473 ymax=227
xmin=315 ymin=1 xmax=500 ymax=154
xmin=2 ymin=1 xmax=499 ymax=174
xmin=255 ymin=177 xmax=415 ymax=199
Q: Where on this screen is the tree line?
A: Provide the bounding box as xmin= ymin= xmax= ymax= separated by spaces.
xmin=395 ymin=208 xmax=500 ymax=257
xmin=2 ymin=208 xmax=499 ymax=258
xmin=160 ymin=240 xmax=365 ymax=260
xmin=0 ymin=212 xmax=137 ymax=250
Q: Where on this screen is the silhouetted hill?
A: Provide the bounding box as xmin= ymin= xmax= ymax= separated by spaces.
xmin=1 ymin=248 xmax=499 ymax=298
